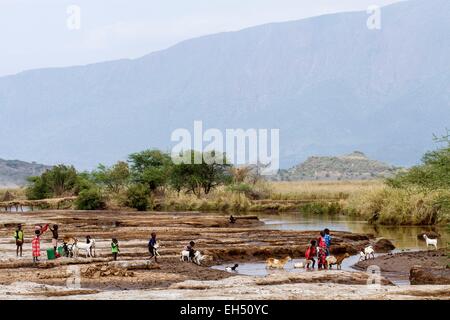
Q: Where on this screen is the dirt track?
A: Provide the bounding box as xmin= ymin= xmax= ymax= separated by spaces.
xmin=0 ymin=210 xmax=448 ymax=299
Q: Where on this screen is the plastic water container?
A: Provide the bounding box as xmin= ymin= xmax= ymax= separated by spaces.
xmin=46 ymin=248 xmax=55 ymax=260
xmin=57 ymin=246 xmax=64 ymax=256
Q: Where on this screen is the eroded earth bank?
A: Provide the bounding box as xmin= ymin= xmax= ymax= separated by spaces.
xmin=0 ymin=210 xmax=448 ymax=299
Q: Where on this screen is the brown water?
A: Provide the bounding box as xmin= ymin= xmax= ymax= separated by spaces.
xmin=212 ymin=213 xmax=448 ymax=285
xmin=255 ymin=213 xmax=449 ymax=250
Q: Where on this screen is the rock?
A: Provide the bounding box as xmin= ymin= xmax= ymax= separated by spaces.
xmin=373 ymin=238 xmax=395 ymax=252
xmin=410 ymin=266 xmax=450 ymax=285
xmin=109 ymin=260 xmax=153 ymax=270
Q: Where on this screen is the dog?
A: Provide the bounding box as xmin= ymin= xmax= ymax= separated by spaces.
xmin=225 ymin=264 xmax=239 ymax=272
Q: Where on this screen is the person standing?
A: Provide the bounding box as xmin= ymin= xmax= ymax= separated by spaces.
xmin=32 ymin=230 xmax=41 ymax=263
xmin=317 ymin=231 xmax=327 ymax=269
xmin=14 ymin=224 xmax=24 ymax=257
xmin=50 ymin=225 xmax=59 ymax=256
xmin=148 ymin=232 xmax=158 ymax=262
xmin=111 ymin=238 xmax=120 ymax=261
xmin=324 ymin=228 xmax=332 ymax=256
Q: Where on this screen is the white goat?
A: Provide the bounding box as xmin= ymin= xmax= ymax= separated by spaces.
xmin=423 ymin=235 xmax=438 ymax=249
xmin=73 ymin=239 xmax=96 ymax=258
xmin=180 ymin=250 xmax=205 ymax=265
xmin=359 ymin=245 xmax=375 ymax=261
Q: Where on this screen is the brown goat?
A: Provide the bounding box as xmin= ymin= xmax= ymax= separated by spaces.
xmin=266 ymin=256 xmax=292 ymax=269
xmin=326 ymin=253 xmax=350 ymax=270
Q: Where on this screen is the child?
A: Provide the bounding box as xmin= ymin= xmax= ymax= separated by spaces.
xmin=324 ymin=228 xmax=332 ymax=256
xmin=35 ymin=224 xmax=49 ymax=236
xmin=14 ymin=224 xmax=24 ymax=257
xmin=148 ymin=232 xmax=158 ymax=262
xmin=50 ymin=225 xmax=59 ymax=256
xmin=111 ymin=238 xmax=119 ymax=261
xmin=32 ymin=230 xmax=41 ymax=263
xmin=185 ymin=241 xmax=196 ymax=260
xmin=305 ymin=240 xmax=317 ymax=269
xmin=317 ymin=231 xmax=327 ymax=269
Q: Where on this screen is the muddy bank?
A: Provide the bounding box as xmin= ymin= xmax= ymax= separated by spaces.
xmin=0 ymin=210 xmax=372 ymax=264
xmin=1 ymin=276 xmax=449 ymax=300
xmin=354 ymin=249 xmax=447 ymax=273
xmin=410 ymin=266 xmax=450 ymax=285
xmin=354 ymin=249 xmax=448 ymax=282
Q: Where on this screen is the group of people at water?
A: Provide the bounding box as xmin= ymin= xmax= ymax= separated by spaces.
xmin=13 ymin=223 xmax=69 ymax=262
xmin=12 ymin=224 xmax=197 ymax=264
xmin=304 ymin=228 xmax=332 ymax=270
xmin=14 ymin=222 xmax=331 ymax=269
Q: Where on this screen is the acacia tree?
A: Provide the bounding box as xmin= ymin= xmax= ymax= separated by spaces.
xmin=387 ymin=132 xmax=450 ymax=190
xmin=26 ymin=165 xmax=78 ymax=199
xmin=169 ymin=150 xmax=232 ymax=197
xmin=128 ymin=150 xmax=173 ymax=192
xmin=92 ymin=161 xmax=130 ymax=193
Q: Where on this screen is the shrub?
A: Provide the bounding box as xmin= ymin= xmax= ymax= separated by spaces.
xmin=75 ymin=188 xmax=106 ymax=210
xmin=300 ymin=202 xmax=343 ymax=215
xmin=345 ymin=187 xmax=450 ymax=225
xmin=125 ymin=184 xmax=150 ymax=211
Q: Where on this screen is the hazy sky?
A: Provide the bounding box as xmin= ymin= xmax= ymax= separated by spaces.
xmin=0 ymin=0 xmax=402 ymax=76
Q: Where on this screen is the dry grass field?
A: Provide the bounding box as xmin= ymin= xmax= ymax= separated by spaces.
xmin=268 ymin=180 xmax=384 ymax=200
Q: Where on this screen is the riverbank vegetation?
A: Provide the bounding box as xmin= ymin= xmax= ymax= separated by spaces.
xmin=2 ymin=133 xmax=449 ymax=226
xmin=345 ymin=133 xmax=450 ymax=225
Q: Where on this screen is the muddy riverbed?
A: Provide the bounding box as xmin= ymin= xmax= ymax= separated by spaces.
xmin=0 ymin=210 xmax=448 ymax=299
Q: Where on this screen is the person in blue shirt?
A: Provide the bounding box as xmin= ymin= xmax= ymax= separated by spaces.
xmin=324 ymin=228 xmax=332 ymax=256
xmin=148 ymin=232 xmax=158 ymax=262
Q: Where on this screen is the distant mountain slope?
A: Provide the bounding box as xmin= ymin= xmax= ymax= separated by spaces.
xmin=275 ymin=151 xmax=401 ymax=181
xmin=0 ymin=159 xmax=51 ymax=187
xmin=0 ymin=0 xmax=448 ymax=169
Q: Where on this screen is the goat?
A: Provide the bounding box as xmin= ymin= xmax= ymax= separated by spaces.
xmin=151 ymin=243 xmax=161 ymax=257
xmin=62 ymin=237 xmax=77 ymax=257
xmin=73 ymin=238 xmax=96 ymax=258
xmin=180 ymin=250 xmax=191 ymax=262
xmin=423 ymin=235 xmax=438 ymax=249
xmin=359 ymin=246 xmax=375 ymax=261
xmin=266 ymin=256 xmax=291 ymax=269
xmin=180 ymin=250 xmax=205 ymax=265
xmin=327 ymin=253 xmax=350 ymax=270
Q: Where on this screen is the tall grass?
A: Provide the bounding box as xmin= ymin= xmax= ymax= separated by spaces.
xmin=269 ymin=180 xmax=384 ymax=200
xmin=0 ymin=188 xmax=26 ymax=201
xmin=345 ymin=186 xmax=450 ymax=225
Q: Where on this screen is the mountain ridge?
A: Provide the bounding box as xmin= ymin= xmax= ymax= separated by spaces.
xmin=0 ymin=0 xmax=448 ymax=169
xmin=0 ymin=158 xmax=52 ymax=187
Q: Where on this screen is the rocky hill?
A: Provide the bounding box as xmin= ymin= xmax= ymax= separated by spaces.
xmin=0 ymin=159 xmax=51 ymax=187
xmin=275 ymin=151 xmax=401 ymax=181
